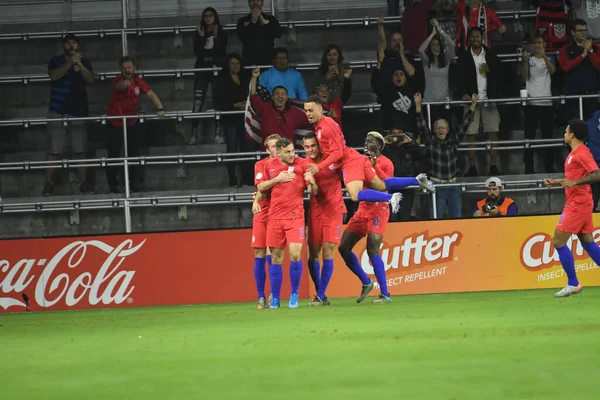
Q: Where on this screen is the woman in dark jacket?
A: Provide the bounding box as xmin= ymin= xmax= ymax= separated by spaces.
xmin=215 ymin=53 xmax=252 ymax=187
xmin=190 ymin=7 xmax=228 ymax=145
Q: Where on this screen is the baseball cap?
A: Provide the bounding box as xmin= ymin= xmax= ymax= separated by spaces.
xmin=485 ymin=177 xmax=503 ymax=188
xmin=63 ymin=33 xmax=78 ymax=43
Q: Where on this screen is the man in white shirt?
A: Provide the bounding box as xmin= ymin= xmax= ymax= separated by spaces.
xmin=521 ymin=34 xmax=557 ymax=174
xmin=456 ymin=27 xmax=503 ymax=177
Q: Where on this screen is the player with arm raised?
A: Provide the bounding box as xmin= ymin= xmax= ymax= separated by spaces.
xmin=544 ymin=119 xmax=600 ymax=297
xmin=257 ymin=137 xmax=318 ymax=308
xmin=302 ymin=132 xmax=347 ymax=306
xmin=251 ymin=134 xmax=281 ymax=309
xmin=303 ymin=95 xmax=433 ymax=214
xmin=339 ymin=132 xmax=395 ymax=303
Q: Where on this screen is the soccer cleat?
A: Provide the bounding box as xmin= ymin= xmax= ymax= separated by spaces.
xmin=389 ymin=192 xmax=403 ymax=214
xmin=554 ymin=284 xmax=582 ymax=298
xmin=416 ymin=173 xmax=435 ymax=193
xmin=357 ymin=280 xmax=377 ymax=303
xmin=323 ymin=296 xmax=331 ymax=306
xmin=288 ymin=293 xmax=299 ymax=308
xmin=309 ymin=296 xmax=323 ymax=307
xmin=257 ymin=297 xmax=266 ymax=309
xmin=267 ymin=293 xmax=273 ymax=307
xmin=269 ymin=298 xmax=280 ymax=309
xmin=373 ymin=294 xmax=392 ymax=303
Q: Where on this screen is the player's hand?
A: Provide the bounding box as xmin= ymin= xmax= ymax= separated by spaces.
xmin=561 ymin=179 xmax=576 ymax=188
xmin=252 ymin=201 xmax=261 ymax=214
xmin=275 ymin=171 xmax=295 ymax=183
xmin=543 ymin=178 xmax=553 ymax=188
xmin=304 ymin=171 xmax=315 ymax=184
xmin=308 ymin=163 xmax=319 ymax=175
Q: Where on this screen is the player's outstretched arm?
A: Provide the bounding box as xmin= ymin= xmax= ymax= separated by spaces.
xmin=544 ymin=177 xmax=564 ymax=188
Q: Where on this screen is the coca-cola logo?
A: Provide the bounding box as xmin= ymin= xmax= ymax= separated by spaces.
xmin=0 ymin=239 xmax=146 ymax=311
xmin=520 ymin=229 xmax=600 ymax=271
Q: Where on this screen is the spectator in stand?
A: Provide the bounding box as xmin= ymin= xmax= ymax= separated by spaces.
xmin=572 ymin=0 xmax=600 ymax=41
xmin=402 ymin=0 xmax=439 ymax=54
xmin=586 ymin=110 xmax=600 ymax=210
xmin=456 ymin=27 xmax=502 ymax=176
xmin=559 ymin=19 xmax=600 ymax=121
xmin=419 ymin=18 xmax=455 ymax=124
xmin=372 ymin=66 xmax=417 ymax=134
xmin=521 ymin=34 xmax=557 ymax=174
xmin=311 ymin=44 xmax=348 ymax=101
xmin=190 ymin=7 xmax=227 ymax=146
xmin=250 ymin=68 xmax=311 ymax=145
xmin=534 ymin=0 xmax=569 ymax=51
xmin=383 ymin=126 xmax=425 ymax=221
xmin=44 ymin=34 xmax=94 ymax=196
xmin=314 ymin=71 xmax=352 ymax=129
xmin=215 ymin=53 xmax=253 ymax=188
xmin=374 ymin=17 xmax=416 ymax=92
xmin=415 ymin=92 xmax=478 ymax=219
xmin=471 ymin=177 xmax=518 ymax=217
xmin=236 ymin=0 xmax=282 ymax=66
xmin=431 ymin=0 xmax=458 ymax=42
xmin=258 ymin=48 xmax=308 ymax=101
xmin=106 ymin=56 xmax=165 ymax=193
xmin=454 ymin=0 xmax=506 ymax=52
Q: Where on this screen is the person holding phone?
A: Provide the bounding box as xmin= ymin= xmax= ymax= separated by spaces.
xmin=311 ymin=44 xmax=350 ymax=101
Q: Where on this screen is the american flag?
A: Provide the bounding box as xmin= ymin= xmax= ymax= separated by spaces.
xmin=244 ymin=83 xmax=315 ymax=147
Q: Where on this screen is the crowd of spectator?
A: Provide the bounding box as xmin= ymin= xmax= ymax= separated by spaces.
xmin=14 ymin=0 xmax=600 ymax=218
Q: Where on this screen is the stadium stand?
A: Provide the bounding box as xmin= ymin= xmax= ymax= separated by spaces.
xmin=0 ymin=0 xmax=585 ymax=238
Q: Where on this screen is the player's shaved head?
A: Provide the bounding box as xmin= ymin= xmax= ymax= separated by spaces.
xmin=567 ymin=119 xmax=589 ymax=142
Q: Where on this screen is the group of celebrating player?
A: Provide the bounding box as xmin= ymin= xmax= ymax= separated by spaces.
xmin=250 ymin=93 xmax=600 ymax=307
xmin=250 ymin=95 xmax=433 ymax=308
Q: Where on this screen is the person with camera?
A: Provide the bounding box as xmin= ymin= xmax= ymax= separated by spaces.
xmin=383 ymin=125 xmax=425 ymax=221
xmin=471 ymin=177 xmax=518 ymax=217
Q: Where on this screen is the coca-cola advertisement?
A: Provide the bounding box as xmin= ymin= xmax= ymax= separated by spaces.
xmin=0 ymin=231 xmax=304 ymax=313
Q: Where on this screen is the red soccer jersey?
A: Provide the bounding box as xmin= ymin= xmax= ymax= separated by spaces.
xmin=253 ymin=157 xmax=273 ymax=222
xmin=107 ymin=75 xmax=150 ymax=127
xmin=314 ymin=116 xmax=362 ymax=171
xmin=356 ymin=155 xmax=394 ymax=213
xmin=564 ymin=144 xmax=599 ymax=213
xmin=309 ymin=157 xmax=346 ymax=218
xmin=261 ymin=157 xmax=309 ymax=220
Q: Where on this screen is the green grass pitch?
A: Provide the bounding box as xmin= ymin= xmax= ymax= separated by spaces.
xmin=1 ymin=289 xmax=599 ymax=400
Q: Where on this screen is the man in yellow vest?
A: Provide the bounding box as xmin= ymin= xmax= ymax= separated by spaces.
xmin=472 ymin=177 xmax=518 ymax=217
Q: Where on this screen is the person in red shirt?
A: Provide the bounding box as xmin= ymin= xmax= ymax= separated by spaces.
xmin=339 ymin=132 xmax=395 ymax=303
xmin=302 ymin=132 xmax=347 ymax=307
xmin=251 ymin=134 xmax=280 ymax=309
xmin=106 ymin=56 xmax=165 ymax=192
xmin=544 ymin=119 xmax=600 ymax=298
xmin=303 ymin=95 xmax=433 ymax=209
xmin=249 ymin=68 xmax=311 ymax=147
xmin=256 ymin=137 xmax=318 ymax=309
xmin=314 ymin=70 xmax=352 ymax=130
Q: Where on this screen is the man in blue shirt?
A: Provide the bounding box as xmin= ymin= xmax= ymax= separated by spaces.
xmin=44 ymin=33 xmax=94 ymax=195
xmin=258 ymin=47 xmax=307 ymax=101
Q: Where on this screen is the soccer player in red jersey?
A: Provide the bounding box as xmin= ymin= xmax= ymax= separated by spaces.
xmin=303 ymin=95 xmax=433 ymax=212
xmin=251 ymin=134 xmax=280 ymax=309
xmin=257 ymin=138 xmax=318 ymax=308
xmin=544 ymin=119 xmax=600 ymax=297
xmin=338 ymin=132 xmax=396 ymax=303
xmin=302 ymin=132 xmax=347 ymax=306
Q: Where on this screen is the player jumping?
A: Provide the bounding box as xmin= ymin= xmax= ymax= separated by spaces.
xmin=302 ymin=132 xmax=347 ymax=306
xmin=256 ymin=137 xmax=318 ymax=308
xmin=251 ymin=134 xmax=281 ymax=309
xmin=339 ymin=132 xmax=395 ymax=303
xmin=544 ymin=119 xmax=600 ymax=297
xmin=303 ymin=95 xmax=433 ymax=213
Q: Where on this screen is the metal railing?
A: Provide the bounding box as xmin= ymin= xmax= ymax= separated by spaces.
xmin=0 ymin=8 xmax=536 ymax=41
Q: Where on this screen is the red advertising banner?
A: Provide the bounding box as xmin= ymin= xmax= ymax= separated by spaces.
xmin=0 ymin=230 xmax=309 ymax=313
xmin=2 ymin=214 xmax=600 ymax=313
